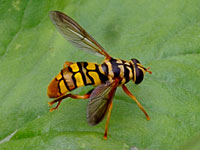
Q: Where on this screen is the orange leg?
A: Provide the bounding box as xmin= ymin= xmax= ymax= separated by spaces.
xmin=103 ymin=101 xmax=113 ymax=140
xmin=63 ymin=61 xmax=73 ymax=68
xmin=122 ymin=85 xmax=150 ymax=120
xmin=48 ymin=90 xmax=92 ymax=112
xmin=145 ymin=67 xmax=152 ymax=74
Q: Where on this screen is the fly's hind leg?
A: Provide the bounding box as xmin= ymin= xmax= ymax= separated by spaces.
xmin=104 ymin=101 xmax=113 ymax=140
xmin=63 ymin=61 xmax=73 ymax=68
xmin=48 ymin=89 xmax=94 ymax=112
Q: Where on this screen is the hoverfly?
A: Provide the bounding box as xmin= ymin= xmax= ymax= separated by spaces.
xmin=48 ymin=11 xmax=152 ymax=139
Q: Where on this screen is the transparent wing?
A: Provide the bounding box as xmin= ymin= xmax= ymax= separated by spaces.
xmin=49 ymin=11 xmax=111 ymax=58
xmin=87 ymin=80 xmax=119 ymax=126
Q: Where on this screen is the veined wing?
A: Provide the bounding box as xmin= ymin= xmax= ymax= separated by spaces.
xmin=87 ymin=79 xmax=119 ymax=126
xmin=49 ymin=11 xmax=111 ymax=58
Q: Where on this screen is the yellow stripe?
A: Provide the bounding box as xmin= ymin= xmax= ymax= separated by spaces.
xmin=127 ymin=67 xmax=133 ymax=79
xmin=138 ymin=66 xmax=146 ymax=74
xmin=137 ymin=63 xmax=143 ymax=67
xmin=88 ymin=72 xmax=101 ymax=85
xmin=132 ymin=62 xmax=136 ymax=82
xmin=82 ymin=69 xmax=92 ymax=85
xmin=116 ymin=59 xmax=124 ymax=78
xmin=70 ymin=63 xmax=79 ymax=72
xmin=107 ymin=62 xmax=114 ymax=78
xmin=99 ymin=65 xmax=105 ymax=75
xmin=86 ymin=63 xmax=96 ymax=70
xmin=120 ymin=78 xmax=126 ymax=85
xmin=118 ymin=65 xmax=124 ymax=78
xmin=56 ymin=72 xmax=62 ymax=80
xmin=116 ymin=59 xmax=123 ymax=64
xmin=74 ymin=72 xmax=84 ymax=87
xmin=125 ymin=62 xmax=130 ymax=65
xmin=59 ymin=80 xmax=68 ymax=94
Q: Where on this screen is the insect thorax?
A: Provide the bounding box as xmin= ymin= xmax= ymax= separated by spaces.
xmin=99 ymin=58 xmax=134 ymax=85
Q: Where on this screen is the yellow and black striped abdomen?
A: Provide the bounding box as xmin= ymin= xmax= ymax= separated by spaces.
xmin=47 ymin=62 xmax=108 ymax=98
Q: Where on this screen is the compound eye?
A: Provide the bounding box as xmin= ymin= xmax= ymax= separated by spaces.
xmin=135 ymin=67 xmax=144 ymax=84
xmin=131 ymin=58 xmax=140 ymax=64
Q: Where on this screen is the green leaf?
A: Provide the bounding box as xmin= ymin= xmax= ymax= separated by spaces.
xmin=181 ymin=135 xmax=200 ymax=150
xmin=1 ymin=0 xmax=200 ymax=150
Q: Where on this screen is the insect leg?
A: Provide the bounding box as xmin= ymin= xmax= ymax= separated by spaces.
xmin=48 ymin=89 xmax=93 ymax=112
xmin=122 ymin=85 xmax=150 ymax=120
xmin=63 ymin=61 xmax=73 ymax=68
xmin=103 ymin=101 xmax=113 ymax=140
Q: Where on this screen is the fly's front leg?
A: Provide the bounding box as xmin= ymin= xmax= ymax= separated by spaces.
xmin=48 ymin=89 xmax=93 ymax=112
xmin=122 ymin=85 xmax=150 ymax=120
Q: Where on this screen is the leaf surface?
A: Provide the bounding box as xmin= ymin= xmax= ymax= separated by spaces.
xmin=0 ymin=0 xmax=200 ymax=150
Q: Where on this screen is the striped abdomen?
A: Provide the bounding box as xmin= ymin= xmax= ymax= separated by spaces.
xmin=47 ymin=62 xmax=108 ymax=98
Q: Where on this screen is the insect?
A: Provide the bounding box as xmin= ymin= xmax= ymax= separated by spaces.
xmin=48 ymin=11 xmax=152 ymax=140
